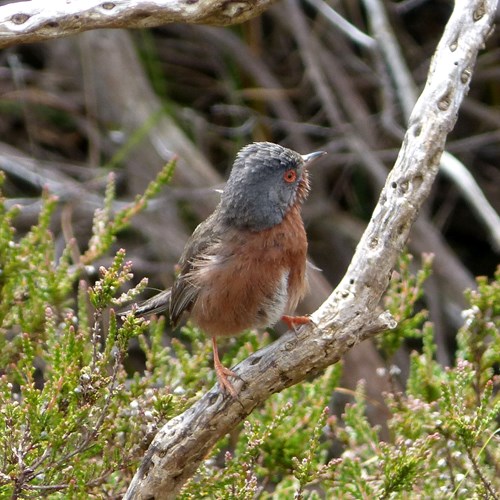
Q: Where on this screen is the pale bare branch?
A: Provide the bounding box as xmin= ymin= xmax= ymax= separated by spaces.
xmin=363 ymin=0 xmax=500 ymax=251
xmin=303 ymin=0 xmax=376 ymax=49
xmin=0 ymin=0 xmax=276 ymax=49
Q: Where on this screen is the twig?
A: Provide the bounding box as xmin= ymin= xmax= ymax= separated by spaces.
xmin=303 ymin=0 xmax=376 ymax=49
xmin=124 ymin=1 xmax=497 ymax=498
xmin=279 ymin=0 xmax=385 ymax=183
xmin=362 ymin=0 xmax=418 ymax=119
xmin=466 ymin=447 xmax=499 ymax=500
xmin=0 ymin=142 xmax=111 ymax=207
xmin=196 ymin=26 xmax=309 ymax=150
xmin=440 ymin=152 xmax=500 ymax=251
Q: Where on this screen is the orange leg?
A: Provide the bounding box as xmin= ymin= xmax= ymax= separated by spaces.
xmin=281 ymin=315 xmax=311 ymax=331
xmin=212 ymin=337 xmax=238 ymax=398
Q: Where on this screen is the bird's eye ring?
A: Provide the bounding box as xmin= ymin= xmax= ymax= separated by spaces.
xmin=283 ymin=169 xmax=297 ymax=183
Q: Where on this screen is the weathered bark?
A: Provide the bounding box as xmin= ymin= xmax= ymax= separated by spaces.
xmin=124 ymin=0 xmax=498 ymax=498
xmin=0 ymin=0 xmax=277 ymax=48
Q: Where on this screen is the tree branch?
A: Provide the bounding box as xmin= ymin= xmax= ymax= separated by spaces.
xmin=363 ymin=0 xmax=500 ymax=251
xmin=0 ymin=0 xmax=276 ymax=48
xmin=124 ymin=0 xmax=497 ymax=498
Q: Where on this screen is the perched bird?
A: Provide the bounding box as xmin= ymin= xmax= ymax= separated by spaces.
xmin=126 ymin=142 xmax=326 ymax=397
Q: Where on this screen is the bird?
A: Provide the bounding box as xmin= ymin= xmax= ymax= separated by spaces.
xmin=124 ymin=142 xmax=326 ymax=397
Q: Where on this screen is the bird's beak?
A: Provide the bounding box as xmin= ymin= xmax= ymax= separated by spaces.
xmin=301 ymin=151 xmax=327 ymax=166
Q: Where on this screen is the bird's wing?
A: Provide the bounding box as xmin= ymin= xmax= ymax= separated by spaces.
xmin=169 ymin=212 xmax=223 ymax=326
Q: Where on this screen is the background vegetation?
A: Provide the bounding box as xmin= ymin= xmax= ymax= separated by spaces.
xmin=0 ymin=0 xmax=498 ymax=497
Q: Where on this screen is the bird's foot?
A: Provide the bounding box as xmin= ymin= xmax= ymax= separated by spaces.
xmin=281 ymin=314 xmax=311 ymax=331
xmin=214 ymin=362 xmax=238 ymax=398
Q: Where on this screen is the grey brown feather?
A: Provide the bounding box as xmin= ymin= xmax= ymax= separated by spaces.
xmin=121 ymin=142 xmax=326 ymax=332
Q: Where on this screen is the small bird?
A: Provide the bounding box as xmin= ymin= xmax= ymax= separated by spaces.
xmin=126 ymin=142 xmax=326 ymax=397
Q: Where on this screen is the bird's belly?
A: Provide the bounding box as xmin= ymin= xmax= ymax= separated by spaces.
xmin=190 ymin=260 xmax=290 ymax=337
xmin=253 ymin=269 xmax=289 ymax=329
xmin=190 ymin=208 xmax=307 ymax=337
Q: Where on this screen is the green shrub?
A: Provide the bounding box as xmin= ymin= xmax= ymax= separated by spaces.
xmin=0 ymin=170 xmax=498 ymax=498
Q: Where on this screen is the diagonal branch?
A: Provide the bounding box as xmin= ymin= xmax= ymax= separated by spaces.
xmin=124 ymin=0 xmax=497 ymax=498
xmin=363 ymin=0 xmax=500 ymax=251
xmin=0 ymin=0 xmax=276 ymax=48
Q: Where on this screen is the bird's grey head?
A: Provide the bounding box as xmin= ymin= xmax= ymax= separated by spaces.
xmin=219 ymin=142 xmax=325 ymax=231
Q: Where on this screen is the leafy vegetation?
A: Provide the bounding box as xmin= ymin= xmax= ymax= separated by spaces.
xmin=0 ymin=170 xmax=498 ymax=498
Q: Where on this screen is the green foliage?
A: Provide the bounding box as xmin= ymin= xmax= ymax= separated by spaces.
xmin=0 ymin=165 xmax=183 ymax=497
xmin=378 ymin=251 xmax=433 ymax=359
xmin=82 ymin=158 xmax=176 ymax=265
xmin=178 ymin=262 xmax=499 ymax=499
xmin=457 ymin=267 xmax=500 ymax=382
xmin=181 ymin=365 xmax=342 ymax=500
xmin=0 ymin=166 xmax=498 ymax=498
xmin=0 ymin=249 xmax=151 ymax=496
xmin=0 ymin=190 xmax=73 ymax=335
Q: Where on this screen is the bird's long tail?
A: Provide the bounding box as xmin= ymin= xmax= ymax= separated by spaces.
xmin=119 ymin=289 xmax=172 ymax=318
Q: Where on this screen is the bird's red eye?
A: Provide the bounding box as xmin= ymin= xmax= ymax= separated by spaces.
xmin=283 ymin=169 xmax=297 ymax=183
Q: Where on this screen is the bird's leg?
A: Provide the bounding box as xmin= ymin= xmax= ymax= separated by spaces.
xmin=212 ymin=337 xmax=238 ymax=398
xmin=281 ymin=314 xmax=311 ymax=331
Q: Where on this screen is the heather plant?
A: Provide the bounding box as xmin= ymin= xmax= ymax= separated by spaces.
xmin=0 ymin=168 xmax=498 ymax=497
xmin=178 ymin=266 xmax=499 ymax=499
xmin=0 ymin=164 xmax=183 ymax=497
